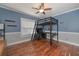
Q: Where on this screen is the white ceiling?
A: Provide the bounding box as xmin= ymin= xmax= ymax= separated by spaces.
xmin=0 ymin=3 xmax=79 ymax=18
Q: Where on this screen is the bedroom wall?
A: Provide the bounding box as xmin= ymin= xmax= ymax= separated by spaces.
xmin=0 ymin=7 xmax=37 ymax=46
xmin=53 ymin=9 xmax=79 ymax=46
xmin=1 ymin=5 xmax=79 ymax=46
xmin=0 ymin=7 xmax=38 ymax=33
xmin=54 ymin=9 xmax=79 ymax=33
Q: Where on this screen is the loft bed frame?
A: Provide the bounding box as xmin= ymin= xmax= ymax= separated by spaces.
xmin=0 ymin=23 xmax=5 ymax=40
xmin=31 ymin=17 xmax=58 ymax=45
xmin=0 ymin=19 xmax=17 ymax=40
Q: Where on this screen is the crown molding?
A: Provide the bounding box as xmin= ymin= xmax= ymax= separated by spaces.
xmin=53 ymin=7 xmax=79 ymax=17
xmin=0 ymin=4 xmax=38 ymax=20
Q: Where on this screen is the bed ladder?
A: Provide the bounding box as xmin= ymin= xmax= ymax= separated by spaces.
xmin=31 ymin=21 xmax=38 ymax=40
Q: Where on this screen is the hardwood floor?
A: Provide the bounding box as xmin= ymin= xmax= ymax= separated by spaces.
xmin=7 ymin=39 xmax=79 ymax=56
xmin=0 ymin=39 xmax=6 ymax=56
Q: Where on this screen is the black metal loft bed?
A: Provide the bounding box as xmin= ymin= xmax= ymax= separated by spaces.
xmin=0 ymin=19 xmax=16 ymax=41
xmin=31 ymin=17 xmax=58 ymax=45
xmin=0 ymin=24 xmax=5 ymax=40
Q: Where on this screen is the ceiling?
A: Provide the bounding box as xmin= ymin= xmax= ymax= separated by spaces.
xmin=0 ymin=3 xmax=79 ymax=18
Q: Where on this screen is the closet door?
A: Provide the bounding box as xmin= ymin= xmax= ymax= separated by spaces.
xmin=21 ymin=18 xmax=35 ymax=40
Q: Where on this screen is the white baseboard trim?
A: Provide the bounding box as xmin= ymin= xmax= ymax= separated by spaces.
xmin=59 ymin=40 xmax=79 ymax=46
xmin=7 ymin=39 xmax=30 ymax=47
xmin=8 ymin=38 xmax=79 ymax=47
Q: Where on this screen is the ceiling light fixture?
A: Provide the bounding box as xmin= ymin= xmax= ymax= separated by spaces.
xmin=39 ymin=9 xmax=44 ymax=13
xmin=32 ymin=3 xmax=52 ymax=15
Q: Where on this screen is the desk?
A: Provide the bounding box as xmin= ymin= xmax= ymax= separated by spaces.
xmin=44 ymin=31 xmax=57 ymax=39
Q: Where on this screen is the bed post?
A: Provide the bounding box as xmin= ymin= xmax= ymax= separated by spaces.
xmin=57 ymin=20 xmax=59 ymax=43
xmin=4 ymin=24 xmax=5 ymax=40
xmin=50 ymin=18 xmax=52 ymax=45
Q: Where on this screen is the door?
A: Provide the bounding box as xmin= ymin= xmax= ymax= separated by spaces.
xmin=21 ymin=18 xmax=35 ymax=40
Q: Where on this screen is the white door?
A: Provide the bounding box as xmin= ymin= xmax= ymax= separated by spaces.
xmin=21 ymin=18 xmax=35 ymax=40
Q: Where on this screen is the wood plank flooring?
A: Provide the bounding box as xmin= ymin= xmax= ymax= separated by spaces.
xmin=7 ymin=39 xmax=79 ymax=56
xmin=0 ymin=39 xmax=6 ymax=56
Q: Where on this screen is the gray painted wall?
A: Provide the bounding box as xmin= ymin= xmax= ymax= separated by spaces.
xmin=54 ymin=9 xmax=79 ymax=33
xmin=0 ymin=7 xmax=38 ymax=33
xmin=52 ymin=9 xmax=79 ymax=46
